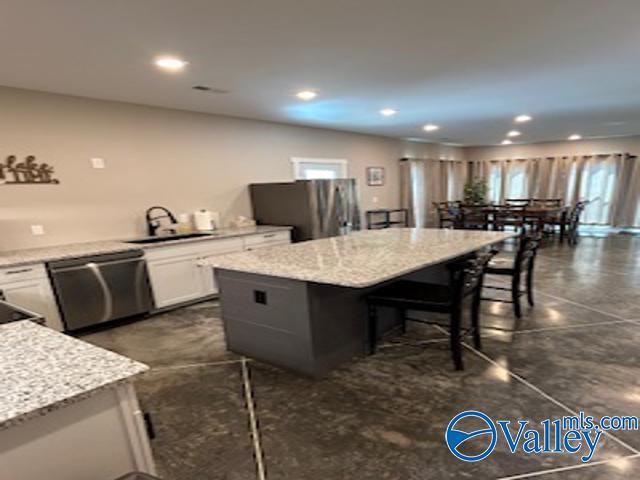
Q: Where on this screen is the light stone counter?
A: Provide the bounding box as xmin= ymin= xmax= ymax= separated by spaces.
xmin=0 ymin=225 xmax=291 ymax=268
xmin=0 ymin=320 xmax=148 ymax=430
xmin=209 ymin=228 xmax=515 ymax=288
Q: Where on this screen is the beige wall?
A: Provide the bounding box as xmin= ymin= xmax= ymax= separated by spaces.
xmin=465 ymin=136 xmax=640 ymax=162
xmin=0 ymin=87 xmax=464 ymax=249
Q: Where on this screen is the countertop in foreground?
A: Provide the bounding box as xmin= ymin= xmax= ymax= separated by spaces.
xmin=0 ymin=321 xmax=148 ymax=430
xmin=209 ymin=228 xmax=515 ymax=288
xmin=0 ymin=225 xmax=291 ymax=268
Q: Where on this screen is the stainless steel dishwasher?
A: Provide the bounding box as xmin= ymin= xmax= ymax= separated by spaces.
xmin=48 ymin=250 xmax=152 ymax=331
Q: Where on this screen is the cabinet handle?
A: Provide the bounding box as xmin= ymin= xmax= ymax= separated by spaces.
xmin=5 ymin=268 xmax=33 ymax=275
xmin=263 ymin=233 xmax=276 ymax=238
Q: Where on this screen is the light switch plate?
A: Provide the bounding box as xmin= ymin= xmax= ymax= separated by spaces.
xmin=31 ymin=225 xmax=45 ymax=235
xmin=90 ymin=157 xmax=105 ymax=169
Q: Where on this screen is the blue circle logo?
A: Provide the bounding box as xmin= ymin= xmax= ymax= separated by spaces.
xmin=445 ymin=410 xmax=497 ymax=462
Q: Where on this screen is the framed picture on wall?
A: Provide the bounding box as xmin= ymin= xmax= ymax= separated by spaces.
xmin=366 ymin=167 xmax=385 ymax=186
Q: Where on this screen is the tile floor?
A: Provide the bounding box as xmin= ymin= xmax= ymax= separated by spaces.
xmin=81 ymin=233 xmax=640 ymax=480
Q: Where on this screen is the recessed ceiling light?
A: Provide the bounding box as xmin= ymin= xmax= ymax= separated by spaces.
xmin=296 ymin=90 xmax=317 ymax=101
xmin=379 ymin=108 xmax=397 ymax=117
xmin=423 ymin=124 xmax=440 ymax=132
xmin=568 ymin=134 xmax=582 ymax=141
xmin=501 ymin=139 xmax=513 ymax=145
xmin=514 ymin=115 xmax=532 ymax=123
xmin=154 ymin=56 xmax=189 ymax=71
xmin=507 ymin=130 xmax=521 ymax=137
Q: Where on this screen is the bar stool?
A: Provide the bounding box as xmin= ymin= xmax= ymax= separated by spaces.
xmin=366 ymin=251 xmax=495 ymax=370
xmin=482 ymin=232 xmax=541 ymax=318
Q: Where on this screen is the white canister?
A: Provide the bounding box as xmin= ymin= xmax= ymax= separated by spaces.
xmin=193 ymin=209 xmax=213 ymax=231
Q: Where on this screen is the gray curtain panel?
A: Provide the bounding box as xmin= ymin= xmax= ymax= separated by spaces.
xmin=469 ymin=154 xmax=639 ymax=227
xmin=400 ymin=158 xmax=467 ymax=227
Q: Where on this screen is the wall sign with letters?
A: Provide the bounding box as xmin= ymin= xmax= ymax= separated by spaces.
xmin=0 ymin=155 xmax=60 ymax=184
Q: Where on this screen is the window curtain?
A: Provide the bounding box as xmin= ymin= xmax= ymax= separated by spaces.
xmin=400 ymin=158 xmax=467 ymax=227
xmin=470 ymin=154 xmax=640 ymax=227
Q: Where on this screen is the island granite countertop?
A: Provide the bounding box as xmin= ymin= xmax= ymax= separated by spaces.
xmin=0 ymin=225 xmax=291 ymax=268
xmin=0 ymin=320 xmax=148 ymax=431
xmin=209 ymin=228 xmax=515 ymax=288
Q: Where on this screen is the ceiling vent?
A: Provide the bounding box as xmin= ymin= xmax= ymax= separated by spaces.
xmin=192 ymin=85 xmax=229 ymax=94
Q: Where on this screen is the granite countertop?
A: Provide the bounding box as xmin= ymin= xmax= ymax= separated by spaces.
xmin=0 ymin=225 xmax=291 ymax=268
xmin=210 ymin=228 xmax=515 ymax=288
xmin=0 ymin=320 xmax=148 ymax=431
xmin=131 ymin=225 xmax=291 ymax=250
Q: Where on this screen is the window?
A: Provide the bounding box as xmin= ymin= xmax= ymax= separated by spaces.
xmin=506 ymin=161 xmax=528 ymax=199
xmin=487 ymin=163 xmax=502 ymax=204
xmin=291 ymin=158 xmax=348 ymax=180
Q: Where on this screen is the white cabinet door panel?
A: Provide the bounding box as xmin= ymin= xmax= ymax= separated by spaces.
xmin=147 ymin=255 xmax=203 ymax=309
xmin=1 ymin=277 xmax=64 ymax=331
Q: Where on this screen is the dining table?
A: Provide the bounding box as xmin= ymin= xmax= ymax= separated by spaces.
xmin=461 ymin=204 xmax=570 ymax=242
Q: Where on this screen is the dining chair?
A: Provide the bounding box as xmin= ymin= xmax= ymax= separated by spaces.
xmin=492 ymin=205 xmax=526 ymax=232
xmin=567 ymin=200 xmax=589 ymax=246
xmin=366 ymin=251 xmax=496 ymax=370
xmin=531 ymin=198 xmax=562 ymax=207
xmin=505 ymin=198 xmax=531 ymax=208
xmin=433 ymin=201 xmax=461 ymax=229
xmin=482 ymin=232 xmax=542 ymax=318
xmin=459 ymin=205 xmax=490 ymax=230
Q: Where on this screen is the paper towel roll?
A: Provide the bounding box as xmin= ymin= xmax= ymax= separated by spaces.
xmin=194 ymin=210 xmax=213 ymax=231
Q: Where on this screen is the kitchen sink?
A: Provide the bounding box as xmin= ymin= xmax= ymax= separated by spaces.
xmin=126 ymin=232 xmax=217 ymax=244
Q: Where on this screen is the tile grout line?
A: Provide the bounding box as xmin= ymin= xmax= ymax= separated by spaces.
xmin=430 ymin=323 xmax=640 ymax=457
xmin=533 ymin=288 xmax=633 ymax=321
xmin=457 ymin=338 xmax=640 ymax=456
xmin=481 ymin=318 xmax=637 ymax=336
xmin=146 ymin=358 xmax=247 ymax=372
xmin=535 ymin=255 xmax=632 ymax=277
xmin=487 ymin=275 xmax=638 ymax=322
xmin=241 ymin=357 xmax=267 ymax=480
xmin=495 ymin=452 xmax=640 ymax=480
xmin=540 ymin=246 xmax=640 ymax=274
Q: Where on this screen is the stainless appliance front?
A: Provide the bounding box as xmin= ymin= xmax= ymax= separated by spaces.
xmin=48 ymin=250 xmax=152 ymax=330
xmin=249 ymin=179 xmax=361 ymax=241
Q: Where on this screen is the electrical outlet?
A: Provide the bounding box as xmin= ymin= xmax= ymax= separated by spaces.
xmin=90 ymin=157 xmax=105 ymax=169
xmin=31 ymin=225 xmax=45 ymax=236
xmin=372 ymin=196 xmax=379 ymax=204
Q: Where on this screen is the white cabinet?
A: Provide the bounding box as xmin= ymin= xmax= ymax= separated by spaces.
xmin=0 ymin=264 xmax=64 ymax=331
xmin=199 ymin=238 xmax=249 ymax=296
xmin=144 ymin=230 xmax=291 ymax=310
xmin=145 ymin=254 xmax=204 ymax=309
xmin=0 ymin=382 xmax=155 ymax=480
xmin=145 ymin=237 xmax=245 ymax=309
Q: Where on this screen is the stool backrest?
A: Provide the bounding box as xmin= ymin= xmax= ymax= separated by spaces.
xmin=449 ymin=250 xmax=496 ymax=300
xmin=515 ymin=232 xmax=542 ymax=271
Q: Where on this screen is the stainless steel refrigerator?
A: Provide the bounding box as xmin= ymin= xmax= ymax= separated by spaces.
xmin=250 ymin=179 xmax=361 ymax=241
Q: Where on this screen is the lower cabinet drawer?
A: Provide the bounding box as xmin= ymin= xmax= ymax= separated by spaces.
xmin=243 ymin=231 xmax=290 ymax=248
xmin=0 ymin=264 xmax=48 ymax=283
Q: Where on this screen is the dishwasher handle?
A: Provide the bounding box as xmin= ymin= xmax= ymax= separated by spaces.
xmin=87 ymin=262 xmax=113 ymax=324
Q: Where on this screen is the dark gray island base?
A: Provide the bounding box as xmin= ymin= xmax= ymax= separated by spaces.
xmin=217 ymin=269 xmax=373 ymax=377
xmin=212 ymin=228 xmax=514 ymax=377
xmin=217 ymin=263 xmax=456 ymax=377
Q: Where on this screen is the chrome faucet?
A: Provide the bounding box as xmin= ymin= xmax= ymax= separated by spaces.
xmin=145 ymin=206 xmax=178 ymax=236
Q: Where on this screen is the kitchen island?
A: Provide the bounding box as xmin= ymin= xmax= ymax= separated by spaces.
xmin=0 ymin=321 xmax=154 ymax=480
xmin=210 ymin=228 xmax=514 ymax=376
